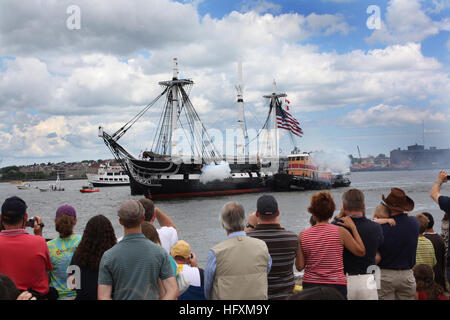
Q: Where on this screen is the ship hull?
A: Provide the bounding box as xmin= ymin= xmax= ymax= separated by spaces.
xmin=124 ymin=157 xmax=276 ymax=198
xmin=128 ymin=173 xmax=273 ymax=198
xmin=272 ymin=173 xmax=333 ymax=191
xmin=90 ymin=182 xmax=130 ymax=187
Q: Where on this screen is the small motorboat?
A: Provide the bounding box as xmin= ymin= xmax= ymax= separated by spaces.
xmin=17 ymin=183 xmax=32 ymax=190
xmin=80 ymin=184 xmax=100 ymax=193
xmin=50 ymin=174 xmax=65 ymax=191
xmin=39 ymin=186 xmax=50 ymax=192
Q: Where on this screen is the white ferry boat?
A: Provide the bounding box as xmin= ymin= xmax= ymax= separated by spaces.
xmin=86 ymin=164 xmax=130 ymax=187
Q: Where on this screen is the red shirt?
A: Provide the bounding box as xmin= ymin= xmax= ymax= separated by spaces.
xmin=417 ymin=291 xmax=449 ymax=300
xmin=0 ymin=229 xmax=53 ymax=295
xmin=300 ymin=224 xmax=347 ymax=285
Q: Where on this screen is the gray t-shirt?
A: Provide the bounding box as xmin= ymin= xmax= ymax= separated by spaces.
xmin=98 ymin=233 xmax=174 ymax=300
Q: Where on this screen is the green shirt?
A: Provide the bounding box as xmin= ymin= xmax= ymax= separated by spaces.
xmin=47 ymin=234 xmax=81 ymax=299
xmin=98 ymin=233 xmax=174 ymax=300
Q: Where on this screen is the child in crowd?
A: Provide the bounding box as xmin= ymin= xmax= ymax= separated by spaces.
xmin=372 ymin=204 xmax=395 ymax=265
xmin=372 ymin=204 xmax=396 ymax=226
xmin=413 ymin=264 xmax=448 ymax=300
xmin=414 ymin=213 xmax=437 ymax=269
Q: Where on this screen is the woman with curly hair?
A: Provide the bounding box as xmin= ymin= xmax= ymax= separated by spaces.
xmin=295 ymin=191 xmax=366 ymax=299
xmin=47 ymin=205 xmax=81 ymax=300
xmin=69 ymin=215 xmax=116 ymax=300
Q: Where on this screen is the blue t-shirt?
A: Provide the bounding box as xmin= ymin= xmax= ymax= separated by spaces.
xmin=378 ymin=213 xmax=419 ymax=270
xmin=438 ymin=195 xmax=450 ymax=264
xmin=332 ymin=216 xmax=384 ymax=275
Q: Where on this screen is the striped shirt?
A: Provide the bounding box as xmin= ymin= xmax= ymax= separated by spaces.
xmin=415 ymin=236 xmax=437 ymax=268
xmin=247 ymin=224 xmax=299 ymax=300
xmin=300 ymin=224 xmax=346 ymax=286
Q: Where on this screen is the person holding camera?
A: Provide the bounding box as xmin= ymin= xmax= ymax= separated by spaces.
xmin=0 ymin=196 xmax=53 ymax=299
xmin=170 ymin=240 xmax=206 ymax=300
xmin=430 ymin=170 xmax=450 ymax=289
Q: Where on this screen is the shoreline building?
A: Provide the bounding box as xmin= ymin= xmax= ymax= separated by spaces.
xmin=390 ymin=144 xmax=450 ymax=169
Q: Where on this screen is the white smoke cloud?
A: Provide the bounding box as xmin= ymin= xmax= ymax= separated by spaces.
xmin=310 ymin=149 xmax=351 ymax=174
xmin=199 ymin=161 xmax=232 ymax=183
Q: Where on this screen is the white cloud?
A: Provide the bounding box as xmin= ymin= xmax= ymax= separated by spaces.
xmin=0 ymin=0 xmax=203 ymax=57
xmin=366 ymin=0 xmax=449 ymax=44
xmin=240 ymin=0 xmax=282 ymax=14
xmin=0 ymin=0 xmax=449 ymax=164
xmin=424 ymin=0 xmax=450 ymax=14
xmin=0 ymin=0 xmax=351 ymax=58
xmin=321 ymin=0 xmax=356 ymax=3
xmin=341 ymin=104 xmax=450 ymax=127
xmin=304 ymin=13 xmax=350 ymax=36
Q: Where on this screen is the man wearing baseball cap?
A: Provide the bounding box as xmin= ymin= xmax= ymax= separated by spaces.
xmin=98 ymin=199 xmax=178 ymax=300
xmin=246 ymin=195 xmax=299 ymax=300
xmin=0 ymin=196 xmax=53 ymax=298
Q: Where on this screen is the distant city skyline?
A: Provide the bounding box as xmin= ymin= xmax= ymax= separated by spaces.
xmin=0 ymin=0 xmax=449 ymax=167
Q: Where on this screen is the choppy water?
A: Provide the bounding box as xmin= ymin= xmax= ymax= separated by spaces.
xmin=1 ymin=169 xmax=448 ymax=267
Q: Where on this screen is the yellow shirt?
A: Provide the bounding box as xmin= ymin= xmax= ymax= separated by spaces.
xmin=415 ymin=236 xmax=437 ymax=268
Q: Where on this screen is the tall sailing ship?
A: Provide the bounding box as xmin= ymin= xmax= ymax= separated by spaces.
xmin=99 ymin=59 xmax=274 ymax=199
xmin=99 ymin=58 xmax=345 ymax=199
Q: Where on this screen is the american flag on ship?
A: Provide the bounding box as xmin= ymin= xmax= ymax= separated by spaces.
xmin=276 ymin=102 xmax=303 ymax=137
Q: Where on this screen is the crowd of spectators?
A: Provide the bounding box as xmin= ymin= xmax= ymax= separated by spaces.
xmin=0 ymin=171 xmax=449 ymax=300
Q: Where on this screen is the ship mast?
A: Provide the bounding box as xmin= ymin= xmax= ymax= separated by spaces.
xmin=99 ymin=58 xmax=222 ymax=172
xmin=157 ymin=58 xmax=195 ymax=157
xmin=235 ymin=60 xmax=249 ymax=159
xmin=171 ymin=58 xmax=180 ymax=156
xmin=263 ymin=80 xmax=286 ymax=161
xmin=155 ymin=58 xmax=221 ymax=162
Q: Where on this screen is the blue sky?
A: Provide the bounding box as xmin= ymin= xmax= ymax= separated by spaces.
xmin=0 ymin=0 xmax=449 ymax=167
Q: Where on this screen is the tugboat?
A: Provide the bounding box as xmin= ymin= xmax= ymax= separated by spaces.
xmin=99 ymin=59 xmax=272 ymax=199
xmin=259 ymin=81 xmax=342 ymax=192
xmin=274 ymin=153 xmax=333 ymax=191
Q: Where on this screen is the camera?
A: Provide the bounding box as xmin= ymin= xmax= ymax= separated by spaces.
xmin=26 ymin=218 xmax=37 ymax=228
xmin=447 ymin=175 xmax=450 ymax=180
xmin=26 ymin=217 xmax=44 ymax=228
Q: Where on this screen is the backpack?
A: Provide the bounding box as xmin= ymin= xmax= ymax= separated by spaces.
xmin=176 ymin=264 xmax=190 ymax=295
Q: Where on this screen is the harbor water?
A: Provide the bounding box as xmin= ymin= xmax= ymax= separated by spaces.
xmin=1 ymin=169 xmax=448 ymax=268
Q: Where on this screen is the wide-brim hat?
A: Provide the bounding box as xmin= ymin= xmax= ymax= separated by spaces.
xmin=382 ymin=188 xmax=414 ymax=212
